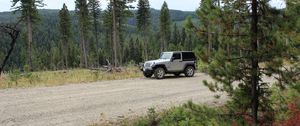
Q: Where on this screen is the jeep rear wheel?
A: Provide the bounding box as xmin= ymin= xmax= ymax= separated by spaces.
xmin=154 ymin=67 xmax=165 ymax=79
xmin=184 ymin=66 xmax=195 ymax=77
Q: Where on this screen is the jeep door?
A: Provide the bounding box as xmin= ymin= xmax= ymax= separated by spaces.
xmin=169 ymin=53 xmax=184 ymax=72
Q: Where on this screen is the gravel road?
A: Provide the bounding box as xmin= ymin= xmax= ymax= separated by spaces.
xmin=0 ymin=73 xmax=228 ymax=126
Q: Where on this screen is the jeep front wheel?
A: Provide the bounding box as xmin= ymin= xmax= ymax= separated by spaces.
xmin=184 ymin=66 xmax=195 ymax=77
xmin=143 ymin=72 xmax=153 ymax=78
xmin=154 ymin=67 xmax=165 ymax=79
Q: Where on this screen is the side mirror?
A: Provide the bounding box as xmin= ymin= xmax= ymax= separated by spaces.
xmin=171 ymin=57 xmax=174 ymax=62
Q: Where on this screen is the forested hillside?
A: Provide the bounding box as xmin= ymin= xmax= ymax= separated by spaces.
xmin=0 ymin=0 xmax=299 ymax=125
xmin=0 ymin=9 xmax=196 ymax=26
xmin=0 ymin=8 xmax=198 ymax=70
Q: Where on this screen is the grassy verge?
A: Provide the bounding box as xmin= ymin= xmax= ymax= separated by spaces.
xmin=92 ymin=102 xmax=243 ymax=126
xmin=92 ymin=86 xmax=300 ymax=126
xmin=0 ymin=66 xmax=142 ymax=89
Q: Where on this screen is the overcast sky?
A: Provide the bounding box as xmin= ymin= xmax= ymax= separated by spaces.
xmin=0 ymin=0 xmax=286 ymax=12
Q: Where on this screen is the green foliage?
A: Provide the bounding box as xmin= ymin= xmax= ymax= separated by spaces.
xmin=117 ymin=88 xmax=300 ymax=126
xmin=75 ymin=0 xmax=90 ymax=67
xmin=171 ymin=23 xmax=180 ymax=46
xmin=136 ymin=0 xmax=151 ymax=32
xmin=8 ymin=70 xmax=21 ymax=86
xmin=11 ymin=0 xmax=45 ymax=23
xmin=75 ymin=0 xmax=90 ymax=36
xmin=291 ymin=82 xmax=300 ymax=93
xmin=271 ymin=86 xmax=300 ymax=122
xmin=59 ymin=4 xmax=72 ymax=39
xmin=11 ymin=0 xmax=45 ymax=70
xmin=0 ymin=8 xmax=200 ymax=71
xmin=184 ymin=0 xmax=300 ymax=124
xmin=0 ymin=68 xmax=142 ymax=89
xmin=88 ymin=0 xmax=101 ymax=53
xmin=136 ymin=0 xmax=151 ymax=61
xmin=159 ymin=1 xmax=171 ymax=51
xmin=59 ymin=4 xmax=73 ymax=68
xmin=133 ymin=107 xmax=159 ymax=126
xmin=132 ymin=101 xmax=245 ymax=126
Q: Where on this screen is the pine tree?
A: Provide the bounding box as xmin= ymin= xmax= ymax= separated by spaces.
xmin=171 ymin=23 xmax=179 ymax=45
xmin=75 ymin=0 xmax=90 ymax=68
xmin=11 ymin=0 xmax=45 ymax=71
xmin=196 ymin=0 xmax=220 ymax=59
xmin=103 ymin=3 xmax=113 ymax=64
xmin=159 ymin=1 xmax=171 ymax=52
xmin=105 ymin=0 xmax=134 ymax=67
xmin=88 ymin=0 xmax=101 ymax=67
xmin=136 ymin=0 xmax=151 ymax=60
xmin=111 ymin=0 xmax=118 ymax=67
xmin=283 ymin=0 xmax=300 ymax=46
xmin=59 ymin=3 xmax=72 ymax=69
xmin=184 ymin=16 xmax=194 ymax=51
xmin=88 ymin=0 xmax=101 ymax=48
xmin=198 ymin=0 xmax=300 ymax=124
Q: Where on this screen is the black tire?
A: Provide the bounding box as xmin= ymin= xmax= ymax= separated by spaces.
xmin=184 ymin=66 xmax=195 ymax=77
xmin=143 ymin=72 xmax=152 ymax=78
xmin=174 ymin=73 xmax=180 ymax=77
xmin=154 ymin=67 xmax=165 ymax=79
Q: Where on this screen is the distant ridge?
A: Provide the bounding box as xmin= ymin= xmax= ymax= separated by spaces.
xmin=0 ymin=8 xmax=196 ymax=27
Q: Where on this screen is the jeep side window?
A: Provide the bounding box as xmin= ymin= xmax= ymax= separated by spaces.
xmin=172 ymin=53 xmax=181 ymax=60
xmin=182 ymin=52 xmax=196 ymax=61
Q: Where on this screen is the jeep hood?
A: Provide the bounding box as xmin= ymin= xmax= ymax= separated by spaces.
xmin=145 ymin=59 xmax=170 ymax=64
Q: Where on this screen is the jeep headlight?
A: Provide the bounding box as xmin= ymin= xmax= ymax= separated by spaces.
xmin=151 ymin=62 xmax=155 ymax=67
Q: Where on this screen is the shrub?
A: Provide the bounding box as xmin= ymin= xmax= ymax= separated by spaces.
xmin=132 ymin=101 xmax=245 ymax=126
xmin=8 ymin=70 xmax=21 ymax=87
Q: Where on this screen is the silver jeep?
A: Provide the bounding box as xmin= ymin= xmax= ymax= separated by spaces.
xmin=141 ymin=51 xmax=197 ymax=79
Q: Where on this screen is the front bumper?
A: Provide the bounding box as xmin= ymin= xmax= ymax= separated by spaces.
xmin=141 ymin=66 xmax=153 ymax=72
xmin=143 ymin=69 xmax=153 ymax=75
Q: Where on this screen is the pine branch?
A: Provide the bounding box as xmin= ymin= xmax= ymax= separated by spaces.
xmin=191 ymin=26 xmax=249 ymax=37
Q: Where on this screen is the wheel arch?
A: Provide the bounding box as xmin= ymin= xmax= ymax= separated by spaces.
xmin=184 ymin=63 xmax=196 ymax=70
xmin=153 ymin=64 xmax=167 ymax=71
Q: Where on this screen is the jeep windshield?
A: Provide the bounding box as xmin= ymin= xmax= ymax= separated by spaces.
xmin=160 ymin=52 xmax=172 ymax=59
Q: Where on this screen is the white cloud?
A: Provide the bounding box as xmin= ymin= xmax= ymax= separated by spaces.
xmin=269 ymin=0 xmax=286 ymax=8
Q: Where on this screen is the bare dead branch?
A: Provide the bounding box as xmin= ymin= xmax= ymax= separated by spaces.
xmin=0 ymin=23 xmax=21 ymax=76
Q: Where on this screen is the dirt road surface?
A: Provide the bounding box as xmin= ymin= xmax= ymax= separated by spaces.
xmin=0 ymin=73 xmax=235 ymax=126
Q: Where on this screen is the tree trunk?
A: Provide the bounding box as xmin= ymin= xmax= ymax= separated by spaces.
xmin=117 ymin=24 xmax=122 ymax=66
xmin=112 ymin=0 xmax=118 ymax=67
xmin=160 ymin=38 xmax=164 ymax=52
xmin=207 ymin=24 xmax=212 ymax=59
xmin=80 ymin=30 xmax=88 ymax=68
xmin=144 ymin=37 xmax=148 ymax=60
xmin=142 ymin=32 xmax=148 ymax=60
xmin=27 ymin=15 xmax=33 ymax=71
xmin=163 ymin=37 xmax=167 ymax=51
xmin=94 ymin=15 xmax=99 ymax=47
xmin=64 ymin=38 xmax=69 ymax=69
xmin=227 ymin=43 xmax=230 ymax=57
xmin=93 ymin=14 xmax=100 ymax=67
xmin=83 ymin=35 xmax=88 ymax=68
xmin=250 ymin=0 xmax=259 ymax=124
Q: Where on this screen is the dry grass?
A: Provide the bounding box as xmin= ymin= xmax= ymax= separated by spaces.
xmin=0 ymin=67 xmax=142 ymax=89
